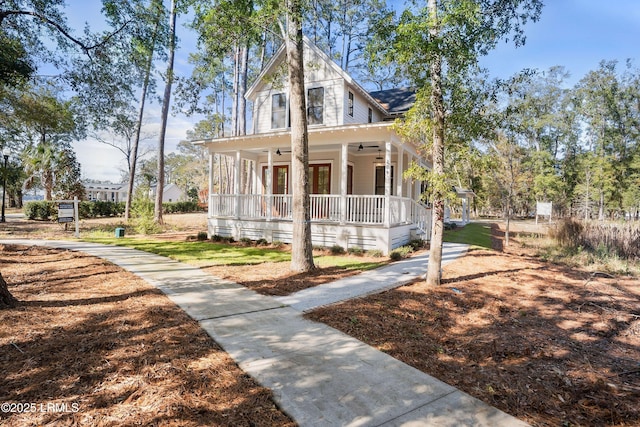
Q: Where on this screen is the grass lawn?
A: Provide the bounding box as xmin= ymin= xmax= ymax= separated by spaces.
xmin=84 ymin=237 xmax=291 ymax=266
xmin=443 ymin=222 xmax=492 ymax=249
xmin=84 ymin=236 xmax=388 ymax=273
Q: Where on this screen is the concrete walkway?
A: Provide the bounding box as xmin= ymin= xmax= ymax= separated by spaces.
xmin=1 ymin=238 xmax=528 ymax=427
xmin=276 ymin=243 xmax=468 ymax=312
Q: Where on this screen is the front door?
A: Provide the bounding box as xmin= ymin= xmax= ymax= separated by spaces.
xmin=262 ymin=165 xmax=289 ymax=218
xmin=263 ymin=165 xmax=289 ymax=194
xmin=374 ymin=165 xmax=394 ymax=195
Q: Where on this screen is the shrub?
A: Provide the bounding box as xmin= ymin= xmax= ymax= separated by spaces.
xmin=211 ymin=234 xmax=224 ymax=242
xmin=389 ymin=245 xmax=413 ymax=261
xmin=367 ymin=249 xmax=384 ymax=258
xmin=24 ymin=201 xmax=56 ymax=220
xmin=330 ymin=244 xmax=345 ymax=255
xmin=256 ymin=238 xmax=269 ymax=246
xmin=239 ymin=237 xmax=253 ymax=246
xmin=196 ymin=231 xmax=208 ymax=241
xmin=408 ymin=239 xmax=427 ymax=251
xmin=347 ymin=246 xmax=364 ymax=256
xmin=131 ymin=197 xmax=162 ymax=234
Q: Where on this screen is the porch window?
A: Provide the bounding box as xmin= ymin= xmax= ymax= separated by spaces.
xmin=348 ymin=91 xmax=354 ymax=117
xmin=272 ymin=93 xmax=287 ymax=129
xmin=262 ymin=165 xmax=289 ymax=194
xmin=308 ymin=87 xmax=324 ymax=125
xmin=309 ymin=164 xmax=331 ymax=194
xmin=375 ymin=165 xmax=394 ymax=195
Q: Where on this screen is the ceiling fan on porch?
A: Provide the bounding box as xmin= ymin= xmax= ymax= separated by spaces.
xmin=275 ymin=148 xmax=291 ymax=156
xmin=357 ymin=143 xmax=379 ymax=151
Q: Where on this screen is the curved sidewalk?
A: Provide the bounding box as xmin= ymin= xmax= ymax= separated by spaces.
xmin=1 ymin=239 xmax=528 ymax=427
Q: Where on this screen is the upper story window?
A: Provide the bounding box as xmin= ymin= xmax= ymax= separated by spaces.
xmin=368 ymin=107 xmax=373 ymax=123
xmin=348 ymin=91 xmax=354 ymax=117
xmin=271 ymin=93 xmax=287 ymax=129
xmin=307 ymin=87 xmax=324 ymax=125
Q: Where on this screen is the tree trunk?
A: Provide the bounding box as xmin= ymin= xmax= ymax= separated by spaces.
xmin=425 ymin=0 xmax=444 ymax=286
xmin=125 ymin=0 xmax=161 ymax=221
xmin=154 ymin=0 xmax=177 ymax=225
xmin=231 ymin=44 xmax=240 ymax=136
xmin=237 ymin=43 xmax=249 ymax=136
xmin=0 ymin=272 xmax=18 ymax=309
xmin=284 ymin=0 xmax=315 ymax=273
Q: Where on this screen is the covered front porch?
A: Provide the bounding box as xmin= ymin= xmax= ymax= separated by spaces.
xmin=200 ymin=123 xmax=432 ymax=254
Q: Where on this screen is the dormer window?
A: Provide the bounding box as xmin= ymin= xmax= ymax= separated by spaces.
xmin=307 ymin=87 xmax=324 ymax=125
xmin=348 ymin=91 xmax=354 ymax=117
xmin=272 ymin=93 xmax=287 ymax=129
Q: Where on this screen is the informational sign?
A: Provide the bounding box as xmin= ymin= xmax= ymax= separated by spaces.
xmin=56 ymin=197 xmax=80 ymax=237
xmin=58 ymin=203 xmax=75 ymax=223
xmin=536 ymin=202 xmax=552 ymax=224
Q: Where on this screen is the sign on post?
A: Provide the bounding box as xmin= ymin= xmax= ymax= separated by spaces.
xmin=57 ymin=197 xmax=80 ymax=237
xmin=536 ymin=201 xmax=552 ymax=225
xmin=57 ymin=203 xmax=74 ymax=223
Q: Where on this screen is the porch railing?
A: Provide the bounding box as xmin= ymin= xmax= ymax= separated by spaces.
xmin=346 ymin=195 xmax=385 ymax=224
xmin=210 ymin=194 xmax=429 ymax=227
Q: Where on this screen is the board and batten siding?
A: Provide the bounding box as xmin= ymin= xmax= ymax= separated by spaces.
xmin=343 ymin=83 xmax=384 ymax=125
xmin=252 ymin=77 xmax=346 ymax=134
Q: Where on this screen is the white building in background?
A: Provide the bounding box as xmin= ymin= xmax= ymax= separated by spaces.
xmin=83 ymin=181 xmax=128 ymax=202
xmin=149 ymin=183 xmax=186 ymax=203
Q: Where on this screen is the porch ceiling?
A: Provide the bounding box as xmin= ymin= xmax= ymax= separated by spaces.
xmin=194 ymin=122 xmax=424 ymax=158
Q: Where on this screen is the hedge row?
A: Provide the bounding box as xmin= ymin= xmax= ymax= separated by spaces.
xmin=162 ymin=200 xmax=205 ymax=214
xmin=24 ymin=200 xmax=204 ymax=220
xmin=24 ymin=201 xmax=125 ymax=220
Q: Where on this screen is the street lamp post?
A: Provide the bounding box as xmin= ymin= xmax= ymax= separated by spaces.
xmin=1 ymin=150 xmax=8 ymax=223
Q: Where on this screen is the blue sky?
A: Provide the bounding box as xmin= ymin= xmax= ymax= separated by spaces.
xmin=477 ymin=0 xmax=640 ymax=83
xmin=65 ymin=0 xmax=640 ymax=181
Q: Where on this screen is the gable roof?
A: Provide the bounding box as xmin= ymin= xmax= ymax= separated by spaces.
xmin=369 ymin=88 xmax=416 ymax=115
xmin=245 ymin=36 xmax=389 ymax=115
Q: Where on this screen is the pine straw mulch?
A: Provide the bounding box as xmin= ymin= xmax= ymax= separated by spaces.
xmin=0 ymin=244 xmax=294 ymax=427
xmin=202 ymin=253 xmax=391 ymax=297
xmin=306 ymin=223 xmax=640 ymax=427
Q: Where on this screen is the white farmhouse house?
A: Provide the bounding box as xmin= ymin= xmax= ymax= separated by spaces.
xmin=196 ymin=38 xmax=432 ymax=254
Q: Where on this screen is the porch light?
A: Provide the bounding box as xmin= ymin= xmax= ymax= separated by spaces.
xmin=358 ymin=144 xmax=363 ymax=151
xmin=276 ymin=148 xmax=281 ymax=156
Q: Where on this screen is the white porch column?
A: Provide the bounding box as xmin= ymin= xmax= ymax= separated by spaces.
xmin=234 ymin=150 xmax=241 ymax=219
xmin=384 ymin=140 xmax=392 ymax=227
xmin=396 ymin=146 xmax=404 ymax=197
xmin=208 ymin=151 xmax=215 ymax=218
xmin=266 ymin=150 xmax=273 ymax=221
xmin=340 ymin=143 xmax=348 ymax=225
xmin=414 ymin=155 xmax=421 ymax=202
xmin=397 ymin=146 xmax=407 ymax=223
xmin=252 ymin=159 xmax=258 ymax=196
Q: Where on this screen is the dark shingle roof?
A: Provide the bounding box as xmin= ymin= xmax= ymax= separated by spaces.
xmin=368 ymin=87 xmax=416 ymax=114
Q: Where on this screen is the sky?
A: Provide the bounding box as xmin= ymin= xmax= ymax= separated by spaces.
xmin=66 ymin=0 xmax=640 ymax=182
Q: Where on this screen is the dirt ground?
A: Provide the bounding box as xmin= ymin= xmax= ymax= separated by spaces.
xmin=2 ymin=215 xmax=639 ymax=426
xmin=307 ymin=223 xmax=640 ymax=426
